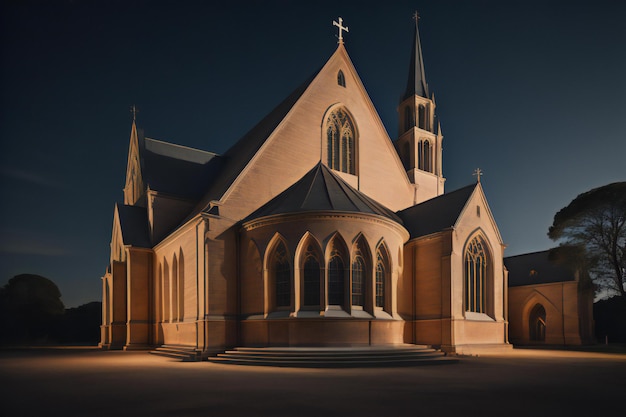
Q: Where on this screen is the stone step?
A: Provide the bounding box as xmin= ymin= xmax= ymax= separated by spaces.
xmin=208 ymin=345 xmax=457 ymax=368
xmin=150 ymin=345 xmax=201 ymax=362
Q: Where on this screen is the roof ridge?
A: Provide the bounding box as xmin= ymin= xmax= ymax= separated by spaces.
xmin=144 ymin=137 xmax=218 ymax=156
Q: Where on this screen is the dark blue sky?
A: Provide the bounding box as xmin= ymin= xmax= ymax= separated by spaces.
xmin=1 ymin=0 xmax=624 ymax=307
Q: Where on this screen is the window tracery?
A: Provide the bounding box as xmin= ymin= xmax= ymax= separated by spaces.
xmin=465 ymin=236 xmax=488 ymax=313
xmin=272 ymin=241 xmax=291 ymax=308
xmin=326 ymin=108 xmax=356 ymax=174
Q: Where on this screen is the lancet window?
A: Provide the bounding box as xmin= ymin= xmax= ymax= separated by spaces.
xmin=417 ymin=139 xmax=432 ymax=173
xmin=464 ymin=236 xmax=488 ymax=313
xmin=302 ymin=246 xmax=321 ymax=307
xmin=328 ymin=249 xmax=346 ymax=305
xmin=337 ymin=70 xmax=346 ymax=87
xmin=375 ymin=245 xmax=389 ymax=309
xmin=272 ymin=241 xmax=291 ymax=308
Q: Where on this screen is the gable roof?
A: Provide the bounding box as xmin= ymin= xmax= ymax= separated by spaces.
xmin=194 ymin=66 xmax=323 ymax=214
xmin=505 ymin=250 xmax=576 ymax=287
xmin=244 ymin=162 xmax=402 ymax=224
xmin=397 ymin=184 xmax=477 ymax=238
xmin=141 ymin=137 xmax=219 ymax=199
xmin=116 ymin=203 xmax=151 ymax=248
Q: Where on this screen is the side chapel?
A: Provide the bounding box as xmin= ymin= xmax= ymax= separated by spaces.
xmin=100 ymin=17 xmax=513 ymax=356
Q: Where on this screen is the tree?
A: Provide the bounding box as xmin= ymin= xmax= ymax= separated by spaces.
xmin=548 ymin=182 xmax=626 ymax=299
xmin=0 ymin=274 xmax=65 ymax=344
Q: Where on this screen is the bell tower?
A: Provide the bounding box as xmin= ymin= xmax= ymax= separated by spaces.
xmin=395 ymin=13 xmax=445 ymax=203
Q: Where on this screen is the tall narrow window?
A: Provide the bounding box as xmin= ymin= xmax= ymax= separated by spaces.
xmin=417 ymin=139 xmax=432 ymax=173
xmin=529 ymin=304 xmax=546 ymax=342
xmin=273 ymin=242 xmax=291 ymax=308
xmin=352 ymin=256 xmax=365 ymax=306
xmin=418 ymin=104 xmax=426 ymax=129
xmin=328 ymin=251 xmax=345 ymax=305
xmin=464 ymin=236 xmax=488 ymax=313
xmin=375 ymin=246 xmax=389 ymax=309
xmin=303 ymin=247 xmax=321 ymax=307
xmin=404 ymin=106 xmax=414 ymax=132
xmin=326 ymin=108 xmax=356 ymax=174
xmin=337 ymin=70 xmax=346 ymax=87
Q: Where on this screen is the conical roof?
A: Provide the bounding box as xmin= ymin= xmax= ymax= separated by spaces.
xmin=244 ymin=162 xmax=402 ymax=223
xmin=402 ymin=18 xmax=429 ymax=100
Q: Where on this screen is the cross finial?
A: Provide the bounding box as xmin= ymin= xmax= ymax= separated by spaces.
xmin=473 ymin=168 xmax=483 ymax=183
xmin=130 ymin=105 xmax=138 ymax=122
xmin=333 ymin=17 xmax=349 ymax=44
xmin=413 ymin=11 xmax=420 ymax=23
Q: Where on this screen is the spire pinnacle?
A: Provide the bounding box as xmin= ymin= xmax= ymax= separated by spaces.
xmin=403 ymin=12 xmax=429 ymax=100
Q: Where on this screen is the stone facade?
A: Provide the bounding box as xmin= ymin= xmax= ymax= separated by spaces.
xmin=100 ymin=20 xmax=522 ymax=356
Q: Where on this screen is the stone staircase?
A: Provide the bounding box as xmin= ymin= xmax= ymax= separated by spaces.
xmin=208 ymin=345 xmax=457 ymax=368
xmin=150 ymin=345 xmax=203 ymax=362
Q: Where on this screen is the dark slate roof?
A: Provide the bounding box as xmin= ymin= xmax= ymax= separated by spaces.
xmin=142 ymin=138 xmax=219 ymax=200
xmin=403 ymin=20 xmax=429 ymax=100
xmin=117 ymin=204 xmax=151 ymax=248
xmin=505 ymin=250 xmax=576 ymax=287
xmin=397 ymin=184 xmax=476 ymax=239
xmin=244 ymin=162 xmax=402 ymax=224
xmin=197 ymin=65 xmax=323 ymax=213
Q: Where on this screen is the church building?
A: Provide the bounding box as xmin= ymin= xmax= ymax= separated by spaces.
xmin=100 ymin=17 xmax=513 ymax=357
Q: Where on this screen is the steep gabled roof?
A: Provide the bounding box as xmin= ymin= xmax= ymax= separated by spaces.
xmin=195 ymin=66 xmax=323 ymax=213
xmin=141 ymin=138 xmax=219 ymax=199
xmin=397 ymin=184 xmax=477 ymax=238
xmin=244 ymin=162 xmax=402 ymax=223
xmin=117 ymin=203 xmax=151 ymax=248
xmin=505 ymin=250 xmax=576 ymax=287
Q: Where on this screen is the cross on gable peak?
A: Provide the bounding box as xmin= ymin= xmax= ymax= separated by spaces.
xmin=473 ymin=168 xmax=483 ymax=183
xmin=333 ymin=17 xmax=349 ymax=44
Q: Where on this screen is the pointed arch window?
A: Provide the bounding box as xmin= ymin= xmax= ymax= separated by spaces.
xmin=464 ymin=236 xmax=488 ymax=313
xmin=272 ymin=241 xmax=291 ymax=308
xmin=337 ymin=70 xmax=346 ymax=87
xmin=529 ymin=304 xmax=546 ymax=342
xmin=375 ymin=246 xmax=389 ymax=309
xmin=404 ymin=106 xmax=414 ymax=132
xmin=303 ymin=246 xmax=321 ymax=307
xmin=352 ymin=255 xmax=365 ymax=307
xmin=417 ymin=139 xmax=432 ymax=173
xmin=328 ymin=250 xmax=345 ymax=305
xmin=326 ymin=108 xmax=356 ymax=174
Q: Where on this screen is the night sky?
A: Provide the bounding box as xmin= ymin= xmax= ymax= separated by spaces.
xmin=1 ymin=0 xmax=624 ymax=308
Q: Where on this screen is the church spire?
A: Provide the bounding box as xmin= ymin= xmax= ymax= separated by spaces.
xmin=403 ymin=12 xmax=429 ymax=100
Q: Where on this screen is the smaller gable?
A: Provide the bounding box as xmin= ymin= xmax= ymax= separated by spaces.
xmin=397 ymin=184 xmax=476 ymax=238
xmin=505 ymin=250 xmax=576 ymax=287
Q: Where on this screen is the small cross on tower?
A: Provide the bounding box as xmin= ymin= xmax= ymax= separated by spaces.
xmin=473 ymin=168 xmax=483 ymax=183
xmin=333 ymin=17 xmax=349 ymax=44
xmin=413 ymin=11 xmax=420 ymax=23
xmin=130 ymin=104 xmax=139 ymax=122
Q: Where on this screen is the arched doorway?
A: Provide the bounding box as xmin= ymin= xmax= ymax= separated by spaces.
xmin=529 ymin=304 xmax=546 ymax=342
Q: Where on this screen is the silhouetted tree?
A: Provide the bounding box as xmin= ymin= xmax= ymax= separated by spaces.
xmin=56 ymin=301 xmax=102 ymax=344
xmin=0 ymin=274 xmax=65 ymax=344
xmin=548 ymin=182 xmax=626 ymax=299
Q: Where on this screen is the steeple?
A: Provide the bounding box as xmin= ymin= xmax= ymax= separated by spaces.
xmin=403 ymin=12 xmax=429 ymax=100
xmin=395 ymin=13 xmax=445 ymax=202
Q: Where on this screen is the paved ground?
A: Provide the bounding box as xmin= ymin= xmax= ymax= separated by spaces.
xmin=1 ymin=347 xmax=625 ymax=417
